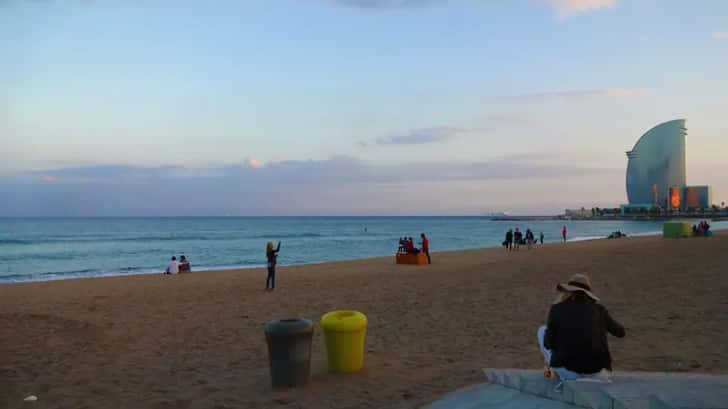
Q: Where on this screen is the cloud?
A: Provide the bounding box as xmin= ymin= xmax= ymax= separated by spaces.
xmin=486 ymin=114 xmax=531 ymax=126
xmin=332 ymin=0 xmax=615 ymax=17
xmin=712 ymin=31 xmax=728 ymax=40
xmin=244 ymin=158 xmax=265 ymax=168
xmin=491 ymin=151 xmax=611 ymax=164
xmin=361 ymin=126 xmax=468 ymax=147
xmin=499 ymin=87 xmax=645 ymax=102
xmin=331 ymin=0 xmax=444 ymax=11
xmin=543 ymin=0 xmax=616 ymax=18
xmin=0 ymin=158 xmax=621 ymax=216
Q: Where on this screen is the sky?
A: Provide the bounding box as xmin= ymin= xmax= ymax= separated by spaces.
xmin=1 ymin=0 xmax=727 ymax=216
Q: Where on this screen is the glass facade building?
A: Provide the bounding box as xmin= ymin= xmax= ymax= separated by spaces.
xmin=685 ymin=185 xmax=712 ymax=209
xmin=626 ymin=119 xmax=687 ymax=207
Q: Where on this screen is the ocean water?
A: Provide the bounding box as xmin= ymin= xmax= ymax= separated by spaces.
xmin=0 ymin=217 xmax=724 ymax=283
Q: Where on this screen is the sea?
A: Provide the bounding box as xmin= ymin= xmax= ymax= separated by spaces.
xmin=1 ymin=217 xmax=724 ymax=283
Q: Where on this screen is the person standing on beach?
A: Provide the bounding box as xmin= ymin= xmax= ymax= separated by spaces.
xmin=562 ymin=226 xmax=568 ymax=242
xmin=164 ymin=256 xmax=179 ymax=275
xmin=537 ymin=273 xmax=625 ymax=381
xmin=505 ymin=229 xmax=513 ymax=251
xmin=539 ymin=232 xmax=544 ymax=245
xmin=266 ymin=241 xmax=282 ymax=290
xmin=514 ymin=228 xmax=522 ymax=251
xmin=420 ymin=233 xmax=431 ymax=264
xmin=525 ymin=229 xmax=534 ymax=250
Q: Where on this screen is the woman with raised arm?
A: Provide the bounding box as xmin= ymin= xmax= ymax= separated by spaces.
xmin=265 ymin=241 xmax=282 ymax=291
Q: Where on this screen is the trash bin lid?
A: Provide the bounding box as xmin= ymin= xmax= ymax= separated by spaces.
xmin=264 ymin=318 xmax=314 ymax=335
xmin=321 ymin=310 xmax=367 ymax=332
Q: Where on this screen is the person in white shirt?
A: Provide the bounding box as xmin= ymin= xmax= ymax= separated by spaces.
xmin=164 ymin=256 xmax=179 ymax=275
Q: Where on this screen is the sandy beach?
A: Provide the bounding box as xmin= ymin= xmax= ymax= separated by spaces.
xmin=1 ymin=233 xmax=727 ymax=409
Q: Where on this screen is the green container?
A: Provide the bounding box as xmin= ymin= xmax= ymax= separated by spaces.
xmin=663 ymin=222 xmax=692 ymax=238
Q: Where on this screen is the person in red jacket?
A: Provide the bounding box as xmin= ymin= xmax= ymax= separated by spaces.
xmin=405 ymin=237 xmax=414 ymax=253
xmin=562 ymin=225 xmax=567 ymax=242
xmin=420 ymin=233 xmax=431 ymax=264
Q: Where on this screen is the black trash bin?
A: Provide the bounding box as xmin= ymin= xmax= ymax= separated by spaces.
xmin=264 ymin=318 xmax=314 ymax=388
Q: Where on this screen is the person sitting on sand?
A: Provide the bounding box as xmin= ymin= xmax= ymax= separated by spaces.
xmin=398 ymin=237 xmax=406 ymax=253
xmin=164 ymin=256 xmax=179 ymax=275
xmin=407 ymin=237 xmax=420 ymax=254
xmin=178 ymin=255 xmax=191 ymax=273
xmin=701 ymin=221 xmax=711 ymax=236
xmin=607 ymin=231 xmax=619 ymax=239
xmin=696 ymin=223 xmax=705 ymax=236
xmin=266 ymin=241 xmax=281 ymax=290
xmin=537 ymin=273 xmax=625 ymax=381
xmin=404 ymin=237 xmax=413 ymax=253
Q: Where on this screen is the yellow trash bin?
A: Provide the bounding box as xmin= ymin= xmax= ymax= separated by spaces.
xmin=320 ymin=310 xmax=367 ymax=373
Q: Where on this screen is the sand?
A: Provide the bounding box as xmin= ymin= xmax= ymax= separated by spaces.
xmin=1 ymin=233 xmax=727 ymax=409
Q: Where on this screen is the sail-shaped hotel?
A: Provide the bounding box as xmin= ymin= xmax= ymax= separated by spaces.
xmin=624 ymin=119 xmax=711 ymax=211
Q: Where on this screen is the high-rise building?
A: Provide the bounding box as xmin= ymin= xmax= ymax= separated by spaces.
xmin=625 ymin=119 xmax=687 ymax=207
xmin=623 ymin=119 xmax=712 ymax=212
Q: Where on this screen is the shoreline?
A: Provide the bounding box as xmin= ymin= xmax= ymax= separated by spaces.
xmin=6 ymin=217 xmax=726 ymax=285
xmin=0 ymin=228 xmax=679 ymax=285
xmin=493 ymin=215 xmax=728 ymax=221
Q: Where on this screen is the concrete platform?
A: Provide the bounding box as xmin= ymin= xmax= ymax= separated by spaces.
xmin=425 ymin=369 xmax=728 ymax=409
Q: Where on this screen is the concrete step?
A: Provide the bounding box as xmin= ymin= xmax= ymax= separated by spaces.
xmin=425 ymin=383 xmax=581 ymax=409
xmin=481 ymin=369 xmax=728 ymax=409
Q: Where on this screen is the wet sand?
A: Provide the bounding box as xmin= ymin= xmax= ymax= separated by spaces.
xmin=1 ymin=232 xmax=727 ymax=409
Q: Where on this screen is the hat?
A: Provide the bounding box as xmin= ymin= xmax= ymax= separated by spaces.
xmin=557 ymin=273 xmax=599 ymax=302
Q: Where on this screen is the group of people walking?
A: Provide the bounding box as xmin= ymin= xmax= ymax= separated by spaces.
xmin=397 ymin=233 xmax=431 ymax=264
xmin=503 ymin=228 xmax=543 ymax=250
xmin=503 ymin=225 xmax=569 ymax=250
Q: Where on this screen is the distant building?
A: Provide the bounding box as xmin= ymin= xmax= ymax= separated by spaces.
xmin=624 ymin=119 xmax=711 ymax=211
xmin=625 ymin=119 xmax=687 ymax=208
xmin=565 ymin=208 xmax=592 ymax=218
xmin=685 ymin=185 xmax=712 ymax=209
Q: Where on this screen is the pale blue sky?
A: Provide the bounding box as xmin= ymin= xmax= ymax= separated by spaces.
xmin=1 ymin=0 xmax=727 ymax=215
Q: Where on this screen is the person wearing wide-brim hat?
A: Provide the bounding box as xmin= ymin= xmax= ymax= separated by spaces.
xmin=537 ymin=273 xmax=625 ymax=382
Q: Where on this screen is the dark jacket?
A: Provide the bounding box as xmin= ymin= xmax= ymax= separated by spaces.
xmin=544 ymin=295 xmax=625 ymax=374
xmin=266 ymin=242 xmax=281 ymax=266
